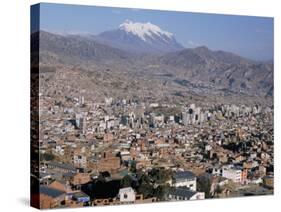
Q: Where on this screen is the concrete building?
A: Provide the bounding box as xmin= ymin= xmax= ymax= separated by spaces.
xmin=118 ymin=187 xmax=136 ymax=203
xmin=222 ymin=166 xmax=247 ymax=184
xmin=168 ymin=187 xmax=205 ymax=201
xmin=73 ymin=155 xmax=87 ymax=168
xmin=172 ymin=171 xmax=197 ymax=191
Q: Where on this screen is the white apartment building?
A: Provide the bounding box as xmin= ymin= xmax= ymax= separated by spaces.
xmin=222 ymin=166 xmax=247 ymax=184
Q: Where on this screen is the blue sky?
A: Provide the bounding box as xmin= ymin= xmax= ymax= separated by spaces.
xmin=36 ymin=3 xmax=273 ymax=61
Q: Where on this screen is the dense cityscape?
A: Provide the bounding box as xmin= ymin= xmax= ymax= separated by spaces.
xmin=31 ymin=4 xmax=274 ymax=209
xmin=32 ymin=67 xmax=273 ymax=209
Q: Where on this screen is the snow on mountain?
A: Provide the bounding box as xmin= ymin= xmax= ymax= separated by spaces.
xmin=119 ymin=20 xmax=173 ymax=42
xmin=97 ymin=20 xmax=184 ymax=54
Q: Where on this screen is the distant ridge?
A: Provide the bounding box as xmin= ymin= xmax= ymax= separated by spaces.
xmin=32 ymin=30 xmax=273 ymax=98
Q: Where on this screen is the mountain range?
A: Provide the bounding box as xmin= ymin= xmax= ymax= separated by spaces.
xmin=32 ymin=20 xmax=273 ymax=100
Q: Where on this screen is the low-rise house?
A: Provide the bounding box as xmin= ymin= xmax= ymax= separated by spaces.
xmin=47 ymin=162 xmax=77 ymax=174
xmin=211 ymin=166 xmax=222 ymax=176
xmin=73 ymin=154 xmax=87 ymax=168
xmin=49 ymin=179 xmax=72 ymax=193
xmin=39 ymin=172 xmax=52 ymax=185
xmin=243 ymin=160 xmax=259 ymax=169
xmin=70 ymin=173 xmax=91 ymax=187
xmin=263 ymin=175 xmax=273 ymax=189
xmin=258 ymin=165 xmax=267 ymax=177
xmin=97 ymin=156 xmax=121 ymax=172
xmin=72 ymin=191 xmax=91 ymax=205
xmin=53 ymin=145 xmax=65 ymax=156
xmin=172 ymin=171 xmax=197 ymax=191
xmin=120 ymin=151 xmax=131 ymax=162
xmin=118 ymin=187 xmax=136 ymax=203
xmin=39 ymin=186 xmax=66 ymax=209
xmin=250 ymin=177 xmax=263 ymax=184
xmin=167 ymin=187 xmax=205 ymax=201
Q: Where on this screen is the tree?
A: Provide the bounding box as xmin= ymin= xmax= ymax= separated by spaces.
xmin=148 ymin=168 xmax=172 ymax=184
xmin=136 ymin=172 xmax=154 ymax=199
xmin=40 ymin=152 xmax=55 ymax=161
xmin=139 ymin=173 xmax=151 ymax=185
xmin=154 ymin=184 xmax=170 ymax=201
xmin=138 ymin=183 xmax=154 ymax=199
xmin=121 ymin=175 xmax=133 ymax=188
xmin=157 ymin=169 xmax=172 ymax=184
xmin=214 ymin=184 xmax=222 ymax=197
xmin=130 ymin=160 xmax=137 ymax=173
xmin=197 ymin=175 xmax=212 ymax=198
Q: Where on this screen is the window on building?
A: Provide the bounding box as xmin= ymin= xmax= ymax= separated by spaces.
xmin=124 ymin=194 xmax=128 ymax=199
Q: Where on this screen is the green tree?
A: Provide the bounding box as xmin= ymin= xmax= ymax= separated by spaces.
xmin=136 ymin=172 xmax=154 ymax=199
xmin=130 ymin=160 xmax=137 ymax=173
xmin=138 ymin=183 xmax=154 ymax=199
xmin=149 ymin=168 xmax=172 ymax=184
xmin=214 ymin=184 xmax=222 ymax=197
xmin=40 ymin=152 xmax=55 ymax=161
xmin=197 ymin=175 xmax=212 ymax=198
xmin=139 ymin=173 xmax=151 ymax=185
xmin=154 ymin=184 xmax=170 ymax=201
xmin=121 ymin=175 xmax=133 ymax=188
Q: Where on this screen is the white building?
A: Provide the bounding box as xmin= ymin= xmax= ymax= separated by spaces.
xmin=120 ymin=151 xmax=131 ymax=162
xmin=54 ymin=145 xmax=64 ymax=156
xmin=73 ymin=155 xmax=87 ymax=168
xmin=152 ymin=113 xmax=165 ymax=127
xmin=118 ymin=187 xmax=136 ymax=203
xmin=212 ymin=167 xmax=222 ymax=176
xmin=222 ymin=166 xmax=246 ymax=184
xmin=172 ymin=171 xmax=197 ymax=191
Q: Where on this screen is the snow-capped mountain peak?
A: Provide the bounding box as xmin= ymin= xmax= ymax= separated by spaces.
xmin=119 ymin=20 xmax=173 ymax=41
xmin=98 ymin=20 xmax=183 ymax=54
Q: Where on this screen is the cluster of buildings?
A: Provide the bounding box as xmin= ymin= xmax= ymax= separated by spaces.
xmin=35 ymin=70 xmax=273 ymax=208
